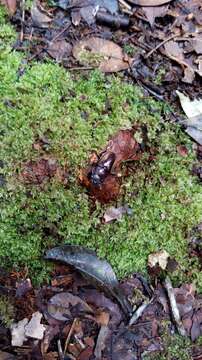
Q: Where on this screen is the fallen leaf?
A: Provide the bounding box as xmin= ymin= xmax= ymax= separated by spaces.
xmin=128 ymin=0 xmax=171 ymax=5
xmin=31 ymin=1 xmax=53 ymax=28
xmin=105 ymin=129 xmax=141 ymax=171
xmin=176 ymin=91 xmax=202 ymax=145
xmin=164 ymin=40 xmax=184 ymax=61
xmin=47 ymin=40 xmax=72 ymax=62
xmin=0 ymin=0 xmax=16 ymax=15
xmin=73 ymin=37 xmax=130 ymax=73
xmin=0 ymin=351 xmax=16 ymax=360
xmin=103 ymin=206 xmax=132 ymax=223
xmin=47 ymin=292 xmax=93 ymax=321
xmin=45 ymin=245 xmax=132 ymax=316
xmin=10 ymin=318 xmax=28 ymax=347
xmin=182 ymin=67 xmax=195 ymax=84
xmin=192 ymin=37 xmax=202 ymax=54
xmin=81 ymin=289 xmax=123 ymax=327
xmin=25 ymin=311 xmax=46 ymax=340
xmin=148 ymin=250 xmax=170 ymax=270
xmin=143 ymin=5 xmax=168 ymax=27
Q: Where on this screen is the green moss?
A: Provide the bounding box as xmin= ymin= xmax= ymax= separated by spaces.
xmin=144 ymin=322 xmax=202 ymax=360
xmin=0 ymin=9 xmax=202 ymax=286
xmin=0 ymin=296 xmax=15 ymax=327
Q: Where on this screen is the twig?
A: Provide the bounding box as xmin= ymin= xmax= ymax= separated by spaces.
xmin=57 ymin=339 xmax=64 ymax=360
xmin=145 ymin=34 xmax=178 ymax=59
xmin=49 ymin=23 xmax=71 ymax=45
xmin=20 ymin=0 xmax=25 ymax=42
xmin=119 ymin=0 xmax=132 ymax=11
xmin=64 ymin=318 xmax=78 ymax=355
xmin=164 ymin=276 xmax=187 ymax=337
xmin=67 ymin=66 xmax=95 ymax=71
xmin=129 ymin=298 xmax=153 ymax=326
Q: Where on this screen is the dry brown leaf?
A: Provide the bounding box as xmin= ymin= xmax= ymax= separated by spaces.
xmin=48 ymin=292 xmax=93 ymax=321
xmin=192 ymin=37 xmax=202 ymax=54
xmin=164 ymin=40 xmax=184 ymax=61
xmin=143 ymin=5 xmax=168 ymax=26
xmin=73 ymin=37 xmax=130 ymax=73
xmin=47 ymin=40 xmax=72 ymax=62
xmin=105 ymin=129 xmax=141 ymax=171
xmin=182 ymin=66 xmax=195 ymax=84
xmin=0 ymin=0 xmax=16 ymax=15
xmin=31 ymin=1 xmax=52 ymax=28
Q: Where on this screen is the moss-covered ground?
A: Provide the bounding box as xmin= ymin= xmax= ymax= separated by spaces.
xmin=0 ymin=7 xmax=202 ymax=289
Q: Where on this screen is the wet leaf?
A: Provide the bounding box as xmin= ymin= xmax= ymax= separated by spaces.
xmin=45 ymin=245 xmax=132 ymax=316
xmin=73 ymin=37 xmax=130 ymax=73
xmin=47 ymin=292 xmax=93 ymax=321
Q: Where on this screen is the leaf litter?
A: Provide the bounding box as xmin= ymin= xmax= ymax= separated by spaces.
xmin=0 ymin=246 xmax=201 ymax=358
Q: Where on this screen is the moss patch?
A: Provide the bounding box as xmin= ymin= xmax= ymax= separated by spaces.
xmin=0 ymin=7 xmax=202 ymax=286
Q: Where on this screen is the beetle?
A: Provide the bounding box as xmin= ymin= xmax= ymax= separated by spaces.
xmin=89 ymin=152 xmax=116 ymax=186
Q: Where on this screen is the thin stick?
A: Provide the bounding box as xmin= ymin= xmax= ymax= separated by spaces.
xmin=67 ymin=66 xmax=95 ymax=71
xmin=119 ymin=0 xmax=132 ymax=10
xmin=64 ymin=318 xmax=78 ymax=355
xmin=49 ymin=23 xmax=71 ymax=45
xmin=129 ymin=298 xmax=153 ymax=326
xmin=57 ymin=339 xmax=64 ymax=360
xmin=164 ymin=276 xmax=187 ymax=337
xmin=145 ymin=34 xmax=178 ymax=59
xmin=20 ymin=0 xmax=25 ymax=42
